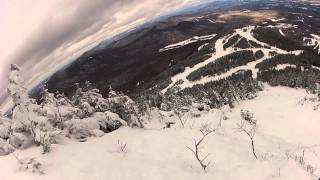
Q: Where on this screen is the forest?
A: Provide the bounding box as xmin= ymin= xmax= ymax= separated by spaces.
xmin=187 ymin=50 xmax=258 ymax=81
xmin=181 ymin=70 xmax=262 ymax=109
xmin=252 ymin=27 xmax=301 ymax=51
xmin=255 ymin=52 xmax=320 ymax=70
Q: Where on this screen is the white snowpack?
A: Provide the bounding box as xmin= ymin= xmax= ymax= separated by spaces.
xmin=159 ymin=34 xmax=217 ymax=52
xmin=304 ymin=34 xmax=320 ymax=54
xmin=207 ymin=19 xmax=215 ymax=23
xmin=268 ymin=17 xmax=286 ymax=22
xmin=279 ymin=29 xmax=285 ymax=36
xmin=0 ymin=86 xmax=319 ymax=180
xmin=275 ymin=64 xmax=296 ymax=70
xmin=161 ymin=26 xmax=303 ymax=93
xmin=198 ymin=43 xmax=209 ymax=51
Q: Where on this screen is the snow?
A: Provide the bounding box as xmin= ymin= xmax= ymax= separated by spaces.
xmin=198 ymin=43 xmax=209 ymax=51
xmin=159 ymin=34 xmax=217 ymax=52
xmin=161 ymin=26 xmax=303 ymax=93
xmin=0 ymin=86 xmax=319 ymax=180
xmin=279 ymin=29 xmax=285 ymax=36
xmin=269 ymin=18 xmax=286 ymax=22
xmin=207 ymin=19 xmax=215 ymax=23
xmin=275 ymin=64 xmax=296 ymax=70
xmin=304 ymin=34 xmax=320 ymax=54
xmin=266 ymin=23 xmax=298 ymax=39
xmin=312 ymin=65 xmax=320 ymax=71
xmin=276 ymin=23 xmax=298 ymax=29
xmin=266 ymin=23 xmax=298 ymax=31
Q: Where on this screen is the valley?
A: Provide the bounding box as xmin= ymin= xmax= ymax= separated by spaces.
xmin=1 ymin=1 xmax=320 ymax=180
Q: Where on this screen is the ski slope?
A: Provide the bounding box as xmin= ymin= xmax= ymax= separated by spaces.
xmin=159 ymin=34 xmax=217 ymax=52
xmin=304 ymin=34 xmax=320 ymax=54
xmin=161 ymin=26 xmax=303 ymax=94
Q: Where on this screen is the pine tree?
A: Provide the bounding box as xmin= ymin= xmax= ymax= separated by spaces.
xmin=107 ymin=86 xmax=143 ymax=128
xmin=7 ymin=64 xmax=32 ymax=132
xmin=7 ymin=65 xmax=58 ymax=151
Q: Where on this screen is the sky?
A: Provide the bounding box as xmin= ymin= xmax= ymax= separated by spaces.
xmin=0 ymin=0 xmax=200 ymax=110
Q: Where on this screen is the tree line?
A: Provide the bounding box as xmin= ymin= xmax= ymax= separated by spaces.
xmin=187 ymin=50 xmax=258 ymax=81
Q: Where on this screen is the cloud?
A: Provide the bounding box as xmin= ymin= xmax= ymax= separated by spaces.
xmin=0 ymin=0 xmax=194 ymax=109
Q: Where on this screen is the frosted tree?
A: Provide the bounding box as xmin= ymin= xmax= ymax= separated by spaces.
xmin=7 ymin=64 xmax=27 ymax=106
xmin=71 ymin=83 xmax=82 ymax=106
xmin=72 ymin=82 xmax=111 ymax=117
xmin=0 ymin=111 xmax=11 ymax=140
xmin=39 ymin=88 xmax=73 ymax=127
xmin=7 ymin=64 xmax=32 ymax=132
xmin=107 ymin=86 xmax=143 ymax=128
xmin=108 ymin=86 xmax=119 ymax=98
xmin=166 ymin=93 xmax=189 ymax=128
xmin=55 ymin=92 xmax=80 ymax=120
xmin=124 ymin=98 xmax=144 ymax=128
xmin=316 ymin=83 xmax=320 ymax=100
xmin=7 ymin=65 xmax=58 ymax=152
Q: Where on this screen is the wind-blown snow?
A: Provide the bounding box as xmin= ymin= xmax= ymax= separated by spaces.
xmin=0 ymin=86 xmax=319 ymax=180
xmin=161 ymin=26 xmax=303 ymax=94
xmin=159 ymin=34 xmax=217 ymax=52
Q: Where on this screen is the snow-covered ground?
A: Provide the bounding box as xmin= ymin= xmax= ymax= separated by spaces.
xmin=268 ymin=17 xmax=286 ymax=22
xmin=159 ymin=34 xmax=217 ymax=52
xmin=275 ymin=64 xmax=297 ymax=70
xmin=304 ymin=34 xmax=320 ymax=54
xmin=1 ymin=85 xmax=319 ymax=180
xmin=279 ymin=29 xmax=285 ymax=36
xmin=161 ymin=26 xmax=303 ymax=93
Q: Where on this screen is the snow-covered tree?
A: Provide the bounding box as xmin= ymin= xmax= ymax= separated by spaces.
xmin=0 ymin=112 xmax=11 ymax=140
xmin=7 ymin=64 xmax=32 ymax=132
xmin=107 ymin=86 xmax=143 ymax=128
xmin=71 ymin=83 xmax=109 ymax=117
xmin=108 ymin=86 xmax=119 ymax=98
xmin=7 ymin=65 xmax=59 ymax=152
xmin=162 ymin=93 xmax=190 ymax=128
xmin=316 ymin=83 xmax=320 ymax=100
xmin=5 ymin=66 xmax=143 ymax=153
xmin=7 ymin=64 xmax=28 ymax=106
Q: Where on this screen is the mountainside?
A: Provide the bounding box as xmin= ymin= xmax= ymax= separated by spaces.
xmin=2 ymin=1 xmax=320 ymax=180
xmin=44 ymin=0 xmax=320 ymax=105
xmin=2 ymin=85 xmax=320 ymax=180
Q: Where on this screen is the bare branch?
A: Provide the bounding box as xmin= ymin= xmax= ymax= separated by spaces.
xmin=186 ymin=130 xmax=215 ymax=172
xmin=236 ymin=111 xmax=258 ymax=159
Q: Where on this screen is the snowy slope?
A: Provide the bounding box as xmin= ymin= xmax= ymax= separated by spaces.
xmin=159 ymin=34 xmax=217 ymax=52
xmin=304 ymin=34 xmax=320 ymax=54
xmin=161 ymin=26 xmax=303 ymax=94
xmin=0 ymin=85 xmax=319 ymax=180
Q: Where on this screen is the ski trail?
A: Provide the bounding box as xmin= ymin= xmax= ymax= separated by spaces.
xmin=304 ymin=34 xmax=320 ymax=54
xmin=159 ymin=34 xmax=217 ymax=52
xmin=161 ymin=26 xmax=303 ymax=94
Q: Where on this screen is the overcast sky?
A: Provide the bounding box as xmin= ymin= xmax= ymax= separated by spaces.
xmin=0 ymin=0 xmax=199 ymax=109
